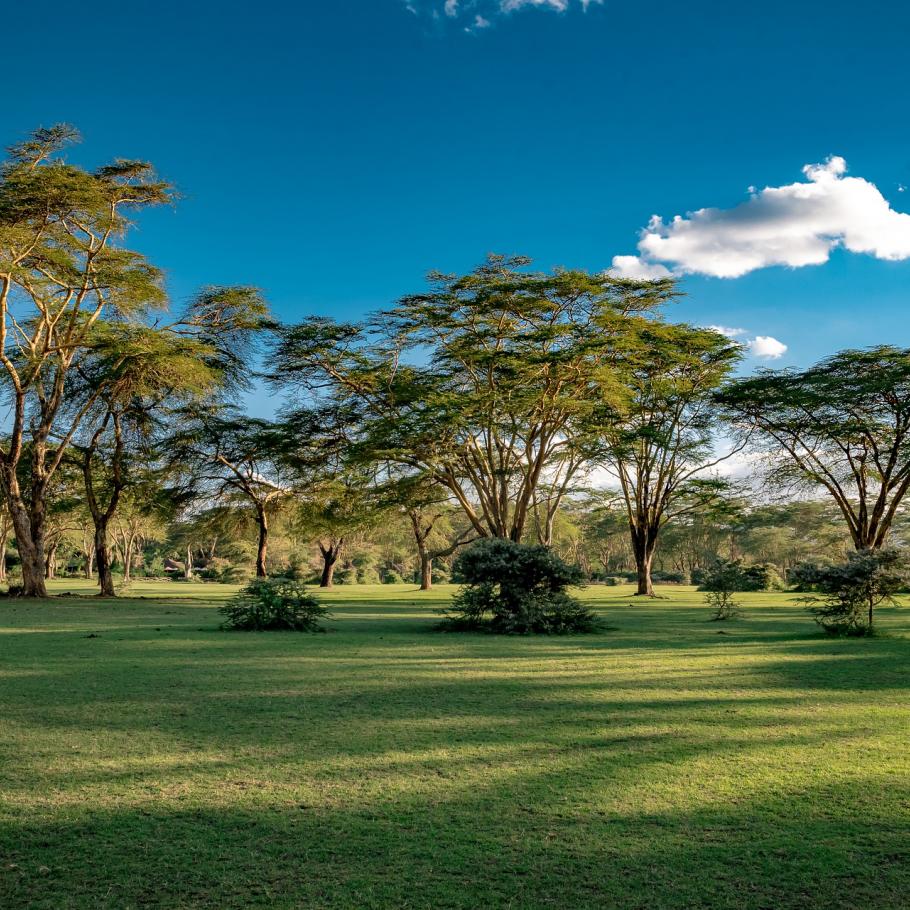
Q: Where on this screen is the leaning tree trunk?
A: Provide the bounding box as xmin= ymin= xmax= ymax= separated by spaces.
xmin=255 ymin=506 xmax=268 ymax=578
xmin=95 ymin=522 xmax=116 ymax=597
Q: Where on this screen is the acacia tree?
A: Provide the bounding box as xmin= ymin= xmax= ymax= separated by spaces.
xmin=73 ymin=323 xmax=218 ymax=594
xmin=379 ymin=473 xmax=476 ymax=589
xmin=716 ymin=347 xmax=910 ymax=551
xmin=172 ymin=411 xmax=292 ymax=577
xmin=271 ymin=256 xmax=673 ymax=543
xmin=599 ymin=323 xmax=743 ymax=595
xmin=296 ymin=472 xmax=383 ymax=587
xmin=0 ymin=126 xmax=174 ymax=595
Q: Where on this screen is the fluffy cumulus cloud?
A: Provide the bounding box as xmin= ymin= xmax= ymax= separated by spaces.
xmin=612 ymin=156 xmax=910 ymax=279
xmin=406 ymin=0 xmax=601 ymax=28
xmin=749 ymin=335 xmax=788 ymax=359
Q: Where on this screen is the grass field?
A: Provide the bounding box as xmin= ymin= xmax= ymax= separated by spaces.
xmin=1 ymin=581 xmax=908 ymax=909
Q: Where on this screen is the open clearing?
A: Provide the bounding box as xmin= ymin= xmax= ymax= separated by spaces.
xmin=1 ymin=582 xmax=908 ymax=909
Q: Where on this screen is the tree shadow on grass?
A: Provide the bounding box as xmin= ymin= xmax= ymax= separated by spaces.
xmin=2 ymin=765 xmax=907 ymax=910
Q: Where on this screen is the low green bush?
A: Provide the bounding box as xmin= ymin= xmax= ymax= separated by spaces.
xmin=699 ymin=561 xmax=744 ymax=620
xmin=795 ymin=549 xmax=907 ymax=635
xmin=220 ymin=578 xmax=329 ymax=632
xmin=696 ymin=560 xmax=783 ymax=593
xmin=652 ymin=570 xmax=688 ymax=584
xmin=441 ymin=538 xmax=596 ymax=634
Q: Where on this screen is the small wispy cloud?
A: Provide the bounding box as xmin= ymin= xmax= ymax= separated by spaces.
xmin=707 ymin=325 xmax=747 ymax=339
xmin=704 ymin=325 xmax=788 ymax=360
xmin=404 ymin=0 xmax=602 ymax=30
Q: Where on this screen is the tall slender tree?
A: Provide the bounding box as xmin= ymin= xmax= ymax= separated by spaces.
xmin=599 ymin=323 xmax=743 ymax=595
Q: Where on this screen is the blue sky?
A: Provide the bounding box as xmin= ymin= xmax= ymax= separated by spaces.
xmin=5 ymin=0 xmax=910 ymax=372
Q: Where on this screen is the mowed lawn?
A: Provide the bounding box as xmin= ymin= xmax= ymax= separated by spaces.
xmin=1 ymin=582 xmax=908 ymax=909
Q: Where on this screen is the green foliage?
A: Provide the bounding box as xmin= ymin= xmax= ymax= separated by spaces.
xmin=442 ymin=538 xmax=595 ymax=634
xmin=270 ymin=255 xmax=676 ymax=542
xmin=144 ymin=556 xmax=165 ymax=578
xmin=796 ymin=549 xmax=908 ymax=635
xmin=699 ymin=561 xmax=748 ymax=620
xmin=335 ymin=567 xmax=357 ymax=585
xmin=696 ymin=560 xmax=782 ymax=592
xmin=717 ymin=347 xmax=910 ymax=551
xmin=219 ymin=578 xmax=329 ymax=632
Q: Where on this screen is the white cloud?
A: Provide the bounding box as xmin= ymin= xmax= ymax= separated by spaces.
xmin=706 ymin=325 xmax=747 ymax=338
xmin=501 ymin=0 xmax=569 ymax=10
xmin=612 ymin=156 xmax=910 ymax=279
xmin=610 ymin=255 xmax=670 ymax=280
xmin=702 ymin=325 xmax=787 ymax=359
xmin=405 ymin=0 xmax=600 ymax=26
xmin=750 ymin=335 xmax=788 ymax=359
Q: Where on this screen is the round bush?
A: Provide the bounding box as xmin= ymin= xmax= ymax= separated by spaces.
xmin=441 ymin=538 xmax=596 ymax=635
xmin=220 ymin=578 xmax=329 ymax=632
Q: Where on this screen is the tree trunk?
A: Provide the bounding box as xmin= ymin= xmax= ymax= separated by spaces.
xmin=184 ymin=544 xmax=194 ymax=579
xmin=83 ymin=538 xmax=94 ymax=579
xmin=320 ymin=557 xmax=336 ymax=588
xmin=123 ymin=535 xmax=135 ymax=585
xmin=9 ymin=501 xmax=47 ymax=597
xmin=635 ymin=550 xmax=654 ymax=596
xmin=255 ymin=506 xmax=268 ymax=578
xmin=419 ymin=550 xmax=433 ymax=590
xmin=0 ymin=539 xmax=6 ymax=582
xmin=95 ymin=521 xmax=116 ymax=597
xmin=319 ymin=540 xmax=341 ymax=588
xmin=45 ymin=543 xmax=58 ymax=580
xmin=631 ymin=526 xmax=657 ymax=597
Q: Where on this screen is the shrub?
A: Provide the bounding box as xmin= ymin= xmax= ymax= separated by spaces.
xmin=382 ymin=570 xmax=404 ymax=584
xmin=335 ymin=567 xmax=356 ymax=585
xmin=652 ymin=570 xmax=688 ymax=584
xmin=740 ymin=563 xmax=785 ymax=591
xmin=796 ymin=549 xmax=907 ymax=635
xmin=700 ymin=561 xmax=746 ymax=620
xmin=441 ymin=538 xmax=596 ymax=634
xmin=696 ymin=559 xmax=783 ymax=593
xmin=219 ymin=578 xmax=329 ymax=632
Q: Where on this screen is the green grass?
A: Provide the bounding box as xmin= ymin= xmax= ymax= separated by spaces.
xmin=1 ymin=581 xmax=908 ymax=909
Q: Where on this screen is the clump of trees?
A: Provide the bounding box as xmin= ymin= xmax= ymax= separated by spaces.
xmin=1 ymin=125 xmax=909 ymax=632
